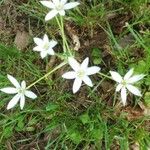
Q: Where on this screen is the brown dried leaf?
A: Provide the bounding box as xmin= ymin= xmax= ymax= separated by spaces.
xmin=130 ymin=142 xmax=140 ymax=150
xmin=14 ymin=30 xmax=30 ymax=50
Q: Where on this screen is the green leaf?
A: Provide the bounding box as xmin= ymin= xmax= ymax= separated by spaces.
xmin=46 ymin=103 xmax=59 ymax=111
xmin=91 ymin=48 xmax=102 ymax=65
xmin=0 ymin=43 xmax=20 ymax=59
xmin=90 ymin=128 xmax=103 ymax=141
xmin=144 ymin=92 xmax=150 ymax=107
xmin=3 ymin=126 xmax=13 ymax=138
xmin=68 ymin=129 xmax=82 ymax=144
xmin=26 ymin=127 xmax=35 ymax=132
xmin=79 ymin=113 xmax=90 ymax=124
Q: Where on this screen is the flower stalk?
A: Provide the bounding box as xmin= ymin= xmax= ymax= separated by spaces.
xmin=27 ymin=61 xmax=67 ymax=89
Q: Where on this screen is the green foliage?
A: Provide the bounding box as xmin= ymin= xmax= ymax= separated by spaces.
xmin=91 ymin=48 xmax=102 ymax=65
xmin=0 ymin=44 xmax=20 ymax=59
xmin=144 ymin=92 xmax=150 ymax=107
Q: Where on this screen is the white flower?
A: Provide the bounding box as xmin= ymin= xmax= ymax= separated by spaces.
xmin=110 ymin=68 xmax=145 ymax=106
xmin=62 ymin=57 xmax=100 ymax=93
xmin=33 ymin=34 xmax=57 ymax=59
xmin=0 ymin=75 xmax=37 ymax=110
xmin=40 ymin=0 xmax=80 ymax=21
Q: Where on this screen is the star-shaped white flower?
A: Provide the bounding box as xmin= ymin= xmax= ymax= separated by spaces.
xmin=40 ymin=0 xmax=80 ymax=21
xmin=33 ymin=34 xmax=57 ymax=59
xmin=62 ymin=57 xmax=100 ymax=93
xmin=0 ymin=75 xmax=37 ymax=110
xmin=110 ymin=68 xmax=145 ymax=106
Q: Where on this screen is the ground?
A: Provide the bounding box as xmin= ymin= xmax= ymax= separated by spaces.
xmin=0 ymin=0 xmax=150 ymax=149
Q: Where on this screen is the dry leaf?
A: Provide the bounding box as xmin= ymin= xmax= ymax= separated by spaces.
xmin=130 ymin=142 xmax=140 ymax=150
xmin=14 ymin=30 xmax=30 ymax=50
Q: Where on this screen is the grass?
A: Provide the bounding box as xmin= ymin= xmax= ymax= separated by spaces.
xmin=0 ymin=0 xmax=150 ymax=149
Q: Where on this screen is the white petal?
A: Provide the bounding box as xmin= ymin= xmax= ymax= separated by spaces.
xmin=33 ymin=46 xmax=42 ymax=51
xmin=109 ymin=71 xmax=122 ymax=83
xmin=58 ymin=10 xmax=65 ymax=16
xmin=0 ymin=87 xmax=17 ymax=94
xmin=7 ymin=74 xmax=20 ymax=88
xmin=47 ymin=49 xmax=55 ymax=55
xmin=62 ymin=71 xmax=76 ymax=79
xmin=43 ymin=34 xmax=49 ymax=43
xmin=20 ymin=94 xmax=25 ymax=110
xmin=7 ymin=94 xmax=20 ymax=110
xmin=52 ymin=0 xmax=59 ymax=5
xmin=45 ymin=10 xmax=58 ymax=21
xmin=40 ymin=51 xmax=48 ymax=59
xmin=121 ymin=87 xmax=127 ymax=106
xmin=86 ymin=66 xmax=100 ymax=75
xmin=82 ymin=76 xmax=93 ymax=87
xmin=73 ymin=78 xmax=82 ymax=93
xmin=127 ymin=74 xmax=145 ymax=84
xmin=21 ymin=81 xmax=26 ymax=89
xmin=64 ymin=2 xmax=80 ymax=10
xmin=33 ymin=37 xmax=43 ymax=46
xmin=81 ymin=57 xmax=89 ymax=70
xmin=126 ymin=84 xmax=142 ymax=96
xmin=68 ymin=57 xmax=80 ymax=71
xmin=40 ymin=1 xmax=55 ymax=9
xmin=116 ymin=84 xmax=123 ymax=92
xmin=25 ymin=90 xmax=37 ymax=99
xmin=124 ymin=68 xmax=134 ymax=80
xmin=61 ymin=0 xmax=67 ymax=5
xmin=49 ymin=40 xmax=57 ymax=48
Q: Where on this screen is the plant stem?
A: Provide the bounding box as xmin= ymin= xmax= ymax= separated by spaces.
xmin=60 ymin=16 xmax=71 ymax=54
xmin=55 ymin=16 xmax=71 ymax=55
xmin=98 ymin=72 xmax=112 ymax=80
xmin=26 ymin=61 xmax=67 ymax=89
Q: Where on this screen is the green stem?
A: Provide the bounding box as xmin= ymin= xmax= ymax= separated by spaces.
xmin=60 ymin=16 xmax=71 ymax=54
xmin=98 ymin=72 xmax=112 ymax=80
xmin=55 ymin=16 xmax=71 ymax=55
xmin=26 ymin=61 xmax=67 ymax=89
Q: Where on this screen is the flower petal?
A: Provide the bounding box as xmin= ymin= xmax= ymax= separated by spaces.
xmin=7 ymin=74 xmax=20 ymax=88
xmin=25 ymin=90 xmax=37 ymax=99
xmin=121 ymin=87 xmax=127 ymax=106
xmin=45 ymin=10 xmax=58 ymax=21
xmin=0 ymin=87 xmax=17 ymax=94
xmin=126 ymin=84 xmax=141 ymax=96
xmin=33 ymin=46 xmax=42 ymax=51
xmin=62 ymin=71 xmax=76 ymax=79
xmin=21 ymin=81 xmax=26 ymax=89
xmin=33 ymin=37 xmax=43 ymax=46
xmin=47 ymin=49 xmax=55 ymax=55
xmin=116 ymin=84 xmax=123 ymax=92
xmin=20 ymin=94 xmax=25 ymax=110
xmin=127 ymin=74 xmax=145 ymax=84
xmin=40 ymin=51 xmax=48 ymax=59
xmin=52 ymin=0 xmax=59 ymax=5
xmin=7 ymin=94 xmax=20 ymax=110
xmin=61 ymin=0 xmax=67 ymax=5
xmin=86 ymin=66 xmax=100 ymax=75
xmin=49 ymin=40 xmax=57 ymax=48
xmin=68 ymin=57 xmax=80 ymax=71
xmin=83 ymin=76 xmax=93 ymax=87
xmin=58 ymin=10 xmax=65 ymax=16
xmin=124 ymin=68 xmax=134 ymax=80
xmin=73 ymin=78 xmax=82 ymax=93
xmin=64 ymin=2 xmax=80 ymax=10
xmin=40 ymin=1 xmax=55 ymax=9
xmin=109 ymin=71 xmax=122 ymax=83
xmin=43 ymin=34 xmax=49 ymax=43
xmin=81 ymin=57 xmax=89 ymax=70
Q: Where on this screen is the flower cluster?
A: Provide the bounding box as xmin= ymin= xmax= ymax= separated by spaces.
xmin=0 ymin=0 xmax=145 ymax=110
